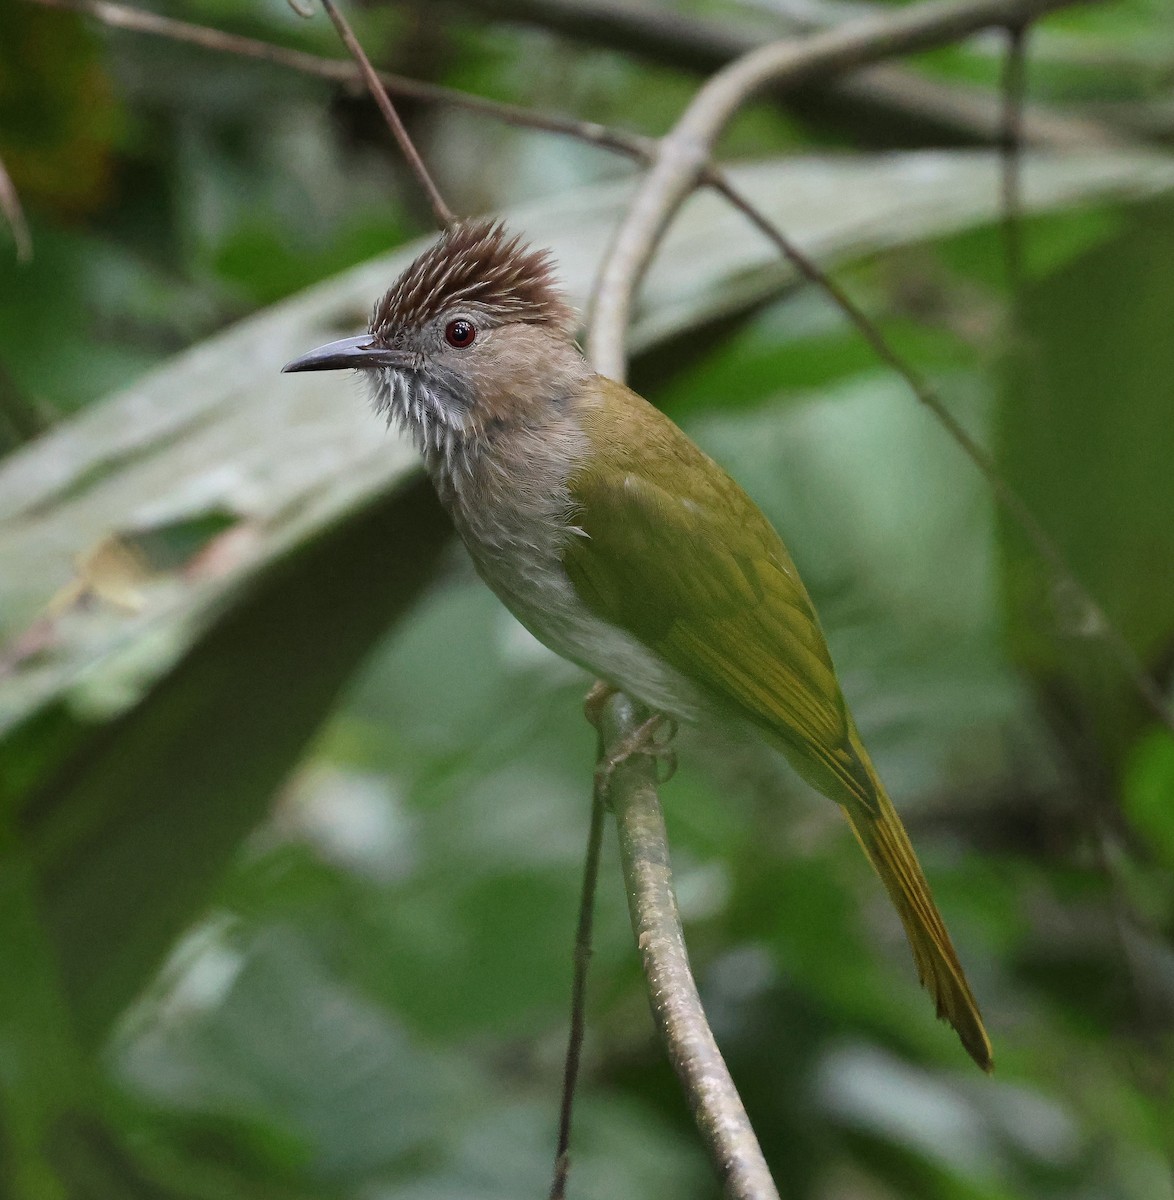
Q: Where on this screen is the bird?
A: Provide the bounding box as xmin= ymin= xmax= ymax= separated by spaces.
xmin=283 ymin=217 xmax=993 ymax=1071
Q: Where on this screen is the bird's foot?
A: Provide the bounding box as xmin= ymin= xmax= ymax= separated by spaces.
xmin=593 ymin=712 xmax=678 ymax=801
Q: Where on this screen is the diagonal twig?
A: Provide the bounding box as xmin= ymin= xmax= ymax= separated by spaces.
xmin=314 ymin=0 xmax=456 ymax=229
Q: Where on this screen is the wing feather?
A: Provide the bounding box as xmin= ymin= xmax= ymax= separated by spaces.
xmin=560 ymin=379 xmax=992 ymax=1070
xmin=562 ymin=406 xmax=870 ymax=807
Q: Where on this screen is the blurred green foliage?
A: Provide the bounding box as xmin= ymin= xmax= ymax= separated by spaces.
xmin=2 ymin=0 xmax=1174 ymax=1197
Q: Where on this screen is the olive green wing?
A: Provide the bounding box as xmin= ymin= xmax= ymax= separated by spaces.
xmin=563 ymin=456 xmax=872 ymax=808
xmin=561 ymin=389 xmax=993 ymax=1069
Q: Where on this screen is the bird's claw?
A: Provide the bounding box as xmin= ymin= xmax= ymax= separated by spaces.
xmin=594 ymin=712 xmax=678 ymax=800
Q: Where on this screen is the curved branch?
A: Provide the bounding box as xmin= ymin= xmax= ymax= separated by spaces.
xmin=599 ymin=694 xmax=780 ymax=1200
xmin=586 ymin=0 xmax=1092 ymax=380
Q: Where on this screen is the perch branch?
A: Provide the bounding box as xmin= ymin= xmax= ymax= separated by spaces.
xmin=600 ymin=693 xmax=779 ymax=1200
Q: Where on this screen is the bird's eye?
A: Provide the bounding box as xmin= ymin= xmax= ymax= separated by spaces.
xmin=445 ymin=319 xmax=477 ymax=349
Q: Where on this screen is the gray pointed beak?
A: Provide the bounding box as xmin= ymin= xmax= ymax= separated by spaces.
xmin=282 ymin=334 xmax=411 ymax=373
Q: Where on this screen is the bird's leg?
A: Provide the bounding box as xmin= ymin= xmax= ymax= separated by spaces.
xmin=584 ymin=682 xmax=678 ymax=798
xmin=593 ymin=711 xmax=679 ymax=800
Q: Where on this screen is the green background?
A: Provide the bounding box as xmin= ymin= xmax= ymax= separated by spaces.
xmin=2 ymin=0 xmax=1173 ymax=1195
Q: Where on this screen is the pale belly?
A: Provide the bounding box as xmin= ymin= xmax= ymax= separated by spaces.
xmin=472 ymin=535 xmax=707 ymax=721
xmin=443 ymin=487 xmax=705 ymax=719
xmin=429 ymin=421 xmax=709 ymax=721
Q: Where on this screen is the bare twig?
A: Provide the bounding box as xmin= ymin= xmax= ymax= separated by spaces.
xmin=549 ymin=790 xmax=606 ymax=1199
xmin=586 ymin=0 xmax=1093 ymax=378
xmin=315 ymin=0 xmax=456 ymax=229
xmin=705 ymin=168 xmax=1174 ymax=739
xmin=0 ymin=152 xmax=32 ymax=263
xmin=598 ymin=694 xmax=780 ymax=1200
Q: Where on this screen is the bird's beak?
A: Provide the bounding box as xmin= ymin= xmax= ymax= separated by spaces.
xmin=281 ymin=334 xmax=412 ymax=373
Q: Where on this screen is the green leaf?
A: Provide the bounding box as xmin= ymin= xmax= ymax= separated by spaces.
xmin=22 ymin=475 xmax=449 ymax=1042
xmin=999 ymin=198 xmax=1174 ymax=760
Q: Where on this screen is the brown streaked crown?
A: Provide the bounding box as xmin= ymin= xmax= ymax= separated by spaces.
xmin=370 ymin=219 xmax=576 ymax=340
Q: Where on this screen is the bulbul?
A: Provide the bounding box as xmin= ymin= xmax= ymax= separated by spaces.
xmin=284 ymin=218 xmax=992 ymax=1071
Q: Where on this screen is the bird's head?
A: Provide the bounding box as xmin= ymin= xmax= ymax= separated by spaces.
xmin=283 ymin=220 xmax=587 ymax=455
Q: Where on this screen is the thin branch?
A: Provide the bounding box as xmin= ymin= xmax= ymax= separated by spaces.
xmin=705 ymin=167 xmax=1174 ymax=739
xmin=315 ymin=0 xmax=456 ymax=229
xmin=27 ymin=0 xmax=659 ymax=164
xmin=599 ymin=693 xmax=779 ymax=1200
xmin=549 ymin=778 xmax=606 ymax=1200
xmin=0 ymin=152 xmax=32 ymax=263
xmin=586 ymin=0 xmax=1093 ymax=379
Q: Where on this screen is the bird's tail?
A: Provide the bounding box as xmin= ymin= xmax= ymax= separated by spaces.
xmin=840 ymin=735 xmax=993 ymax=1072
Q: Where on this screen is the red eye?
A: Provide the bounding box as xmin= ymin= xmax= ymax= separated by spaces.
xmin=445 ymin=319 xmax=477 ymax=348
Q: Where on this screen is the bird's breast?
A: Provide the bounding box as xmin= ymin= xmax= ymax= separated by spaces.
xmin=428 ymin=418 xmax=705 ymax=719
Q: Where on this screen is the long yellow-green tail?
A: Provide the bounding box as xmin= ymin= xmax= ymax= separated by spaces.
xmin=840 ymin=734 xmax=993 ymax=1072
